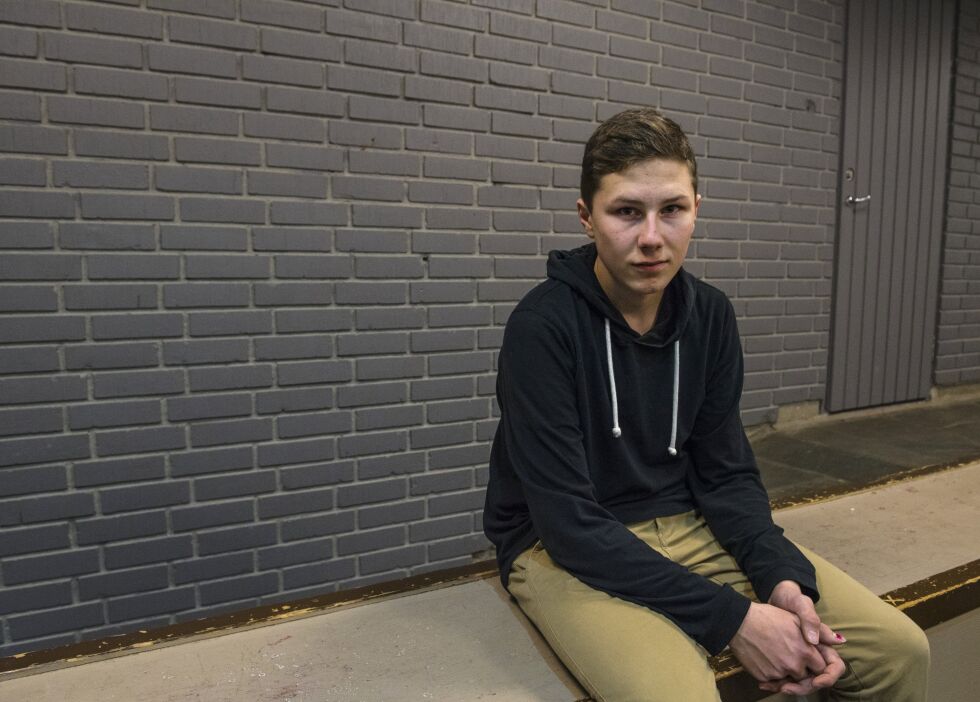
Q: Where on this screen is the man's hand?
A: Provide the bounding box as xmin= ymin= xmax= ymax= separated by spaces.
xmin=768 ymin=580 xmax=844 ymax=648
xmin=753 ymin=580 xmax=847 ymax=695
xmin=729 ymin=602 xmax=828 ymax=683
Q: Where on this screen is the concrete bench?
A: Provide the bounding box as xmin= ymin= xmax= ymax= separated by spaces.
xmin=1 ymin=461 xmax=978 ymax=702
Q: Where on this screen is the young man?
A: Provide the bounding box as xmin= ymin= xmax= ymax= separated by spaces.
xmin=484 ymin=108 xmax=929 ymax=701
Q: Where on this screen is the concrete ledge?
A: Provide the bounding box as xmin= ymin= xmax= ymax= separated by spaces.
xmin=2 ymin=463 xmax=977 ymax=701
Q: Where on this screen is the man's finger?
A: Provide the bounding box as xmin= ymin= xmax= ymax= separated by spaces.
xmin=809 ymin=644 xmax=846 ymax=689
xmin=791 ymin=595 xmax=822 ymax=645
xmin=819 ymin=621 xmax=847 ymax=645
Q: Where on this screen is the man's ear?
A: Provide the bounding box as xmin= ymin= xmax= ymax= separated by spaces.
xmin=576 ymin=198 xmax=594 ymax=239
xmin=693 ymin=193 xmax=702 ymax=217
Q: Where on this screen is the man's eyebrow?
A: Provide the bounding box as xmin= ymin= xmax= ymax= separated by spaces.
xmin=608 ymin=193 xmax=691 ymax=205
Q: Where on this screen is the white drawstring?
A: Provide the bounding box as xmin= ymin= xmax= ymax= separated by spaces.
xmin=604 ymin=319 xmax=622 ymax=438
xmin=604 ymin=319 xmax=680 ymax=456
xmin=668 ymin=340 xmax=679 ymax=456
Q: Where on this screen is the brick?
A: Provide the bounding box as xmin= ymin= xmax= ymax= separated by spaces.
xmin=69 ymin=398 xmax=161 ymax=430
xmin=148 ymin=44 xmax=237 ymax=78
xmin=73 ymin=454 xmax=164 ymax=488
xmin=172 ymin=552 xmax=252 ymax=585
xmin=180 ymin=197 xmax=265 ymax=224
xmin=45 ymin=32 xmax=142 ymax=68
xmin=86 ymin=253 xmax=179 ymax=280
xmin=255 ymin=386 xmax=332 ymax=414
xmin=356 ymin=355 xmax=425 ymax=381
xmin=269 ymin=85 xmax=345 ymax=117
xmin=0 ymin=157 xmax=44 ymax=186
xmin=167 ymin=393 xmax=253 ymax=422
xmin=186 ymin=254 xmax=270 ymax=279
xmin=334 ymin=229 xmax=407 ymax=254
xmin=79 ymin=564 xmax=169 ymax=602
xmin=278 ymin=410 xmax=352 ymax=438
xmin=241 ymin=0 xmax=322 ymax=30
xmin=243 ymin=113 xmax=324 ymax=143
xmin=424 ymin=155 xmax=489 ymax=182
xmin=346 ymin=38 xmax=416 ymax=73
xmin=276 ymin=358 xmax=352 ymax=386
xmin=537 ymin=0 xmax=593 ymax=26
xmin=475 ymin=34 xmax=537 ymax=65
xmin=281 ymin=557 xmax=355 ymax=589
xmin=326 ymin=8 xmax=400 ymax=43
xmin=159 ymin=339 xmax=245 ymax=367
xmin=174 ymin=77 xmax=261 ymax=109
xmin=8 ymin=602 xmax=104 ymax=639
xmin=475 ymin=86 xmax=536 ymax=115
xmin=0 ymin=90 xmax=41 ymax=121
xmin=53 ymin=161 xmax=148 ymax=190
xmin=258 ymin=537 xmax=332 ymax=569
xmin=0 ymin=523 xmax=69 ymax=559
xmin=420 ymin=51 xmax=487 ymax=83
xmin=253 ymin=281 xmax=333 ymax=306
xmin=327 ymin=65 xmax=402 ymax=97
xmin=266 ymin=143 xmax=344 ymax=171
xmin=65 ymin=3 xmax=163 ymax=39
xmin=427 ymin=488 xmax=485 ymax=517
xmin=331 ymin=176 xmax=402 ymax=202
xmin=337 ymin=428 xmax=407 ymax=458
xmin=0 ymin=406 xmax=62 ymax=438
xmin=151 ymin=104 xmax=237 ymax=135
xmin=0 ymin=284 xmax=57 ymax=311
xmin=0 ymin=492 xmax=94 ymax=528
xmin=106 ymin=587 xmax=196 ymax=623
xmin=0 ymin=0 xmax=61 ymax=27
xmin=403 ymin=23 xmax=470 ymax=55
xmin=80 ymin=193 xmax=173 ymax=221
xmin=0 ymin=190 xmax=75 ymax=219
xmin=0 ymin=465 xmax=67 ymax=498
xmin=0 ymin=315 xmax=85 ymax=343
xmin=405 ymin=130 xmax=472 ymax=160
xmin=243 ymin=54 xmax=323 ymax=87
xmin=75 ymin=129 xmax=169 ymax=161
xmin=95 ymin=425 xmax=186 ymax=457
xmin=420 ymin=0 xmax=487 ymax=30
xmin=0 ymin=433 xmax=90 ymax=468
xmin=155 ymin=165 xmax=242 ymax=195
xmin=350 ymin=95 xmax=420 ymax=126
xmin=170 ymin=445 xmax=252 ymax=478
xmin=186 ymin=364 xmax=272 ymax=391
xmin=168 ymin=15 xmax=255 ymax=49
xmin=190 ymin=417 xmax=273 ymax=448
xmin=147 ymin=0 xmax=234 ymax=16
xmin=248 ymin=171 xmax=327 ymax=199
xmin=200 ymin=571 xmax=279 ymax=606
xmin=0 ymin=581 xmax=72 ymax=616
xmin=257 ymin=487 xmax=334 ymax=518
xmin=97 ymin=481 xmax=188 ymax=516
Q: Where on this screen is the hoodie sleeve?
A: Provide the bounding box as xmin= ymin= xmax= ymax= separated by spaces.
xmin=496 ymin=308 xmax=751 ymax=655
xmin=685 ymin=299 xmax=819 ymax=605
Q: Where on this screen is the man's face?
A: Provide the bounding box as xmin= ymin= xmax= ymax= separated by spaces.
xmin=577 ymin=157 xmax=700 ymax=315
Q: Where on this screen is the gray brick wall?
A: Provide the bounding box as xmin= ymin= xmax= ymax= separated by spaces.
xmin=3 ymin=0 xmax=954 ymax=656
xmin=938 ymin=1 xmax=980 ymax=387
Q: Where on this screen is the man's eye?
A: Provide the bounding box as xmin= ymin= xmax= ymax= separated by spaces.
xmin=662 ymin=205 xmax=682 ymax=215
xmin=616 ymin=207 xmax=639 ymax=217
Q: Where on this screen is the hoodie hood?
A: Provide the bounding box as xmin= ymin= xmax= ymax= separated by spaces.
xmin=546 ymin=243 xmax=696 ymax=348
xmin=546 ymin=243 xmax=696 ymax=452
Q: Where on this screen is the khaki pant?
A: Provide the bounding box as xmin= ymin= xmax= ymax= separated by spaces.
xmin=508 ymin=511 xmax=929 ymax=702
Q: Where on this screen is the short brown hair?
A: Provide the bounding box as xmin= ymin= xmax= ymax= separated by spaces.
xmin=579 ymin=108 xmax=697 ymax=209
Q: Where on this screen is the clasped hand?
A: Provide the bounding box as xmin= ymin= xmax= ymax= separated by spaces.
xmin=729 ymin=580 xmax=846 ymax=696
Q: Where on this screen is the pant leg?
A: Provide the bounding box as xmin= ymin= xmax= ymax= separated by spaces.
xmin=797 ymin=546 xmax=930 ymax=702
xmin=507 ymin=530 xmax=722 ymax=702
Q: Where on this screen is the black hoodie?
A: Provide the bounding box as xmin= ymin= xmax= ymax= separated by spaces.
xmin=484 ymin=243 xmax=818 ymax=655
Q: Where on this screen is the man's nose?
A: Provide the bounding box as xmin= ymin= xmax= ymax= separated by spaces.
xmin=637 ymin=214 xmax=663 ymax=247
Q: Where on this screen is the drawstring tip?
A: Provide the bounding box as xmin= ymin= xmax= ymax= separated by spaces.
xmin=612 ymin=427 xmax=622 ymax=438
xmin=667 ymin=447 xmax=677 ymax=456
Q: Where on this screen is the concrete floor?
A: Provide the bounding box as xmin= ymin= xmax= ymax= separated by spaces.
xmin=3 ymin=461 xmax=977 ymax=702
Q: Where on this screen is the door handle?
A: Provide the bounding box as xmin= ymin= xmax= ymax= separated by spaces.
xmin=846 ymin=194 xmax=871 ymax=205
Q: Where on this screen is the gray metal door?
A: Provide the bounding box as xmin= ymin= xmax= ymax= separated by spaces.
xmin=827 ymin=0 xmax=955 ymax=412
